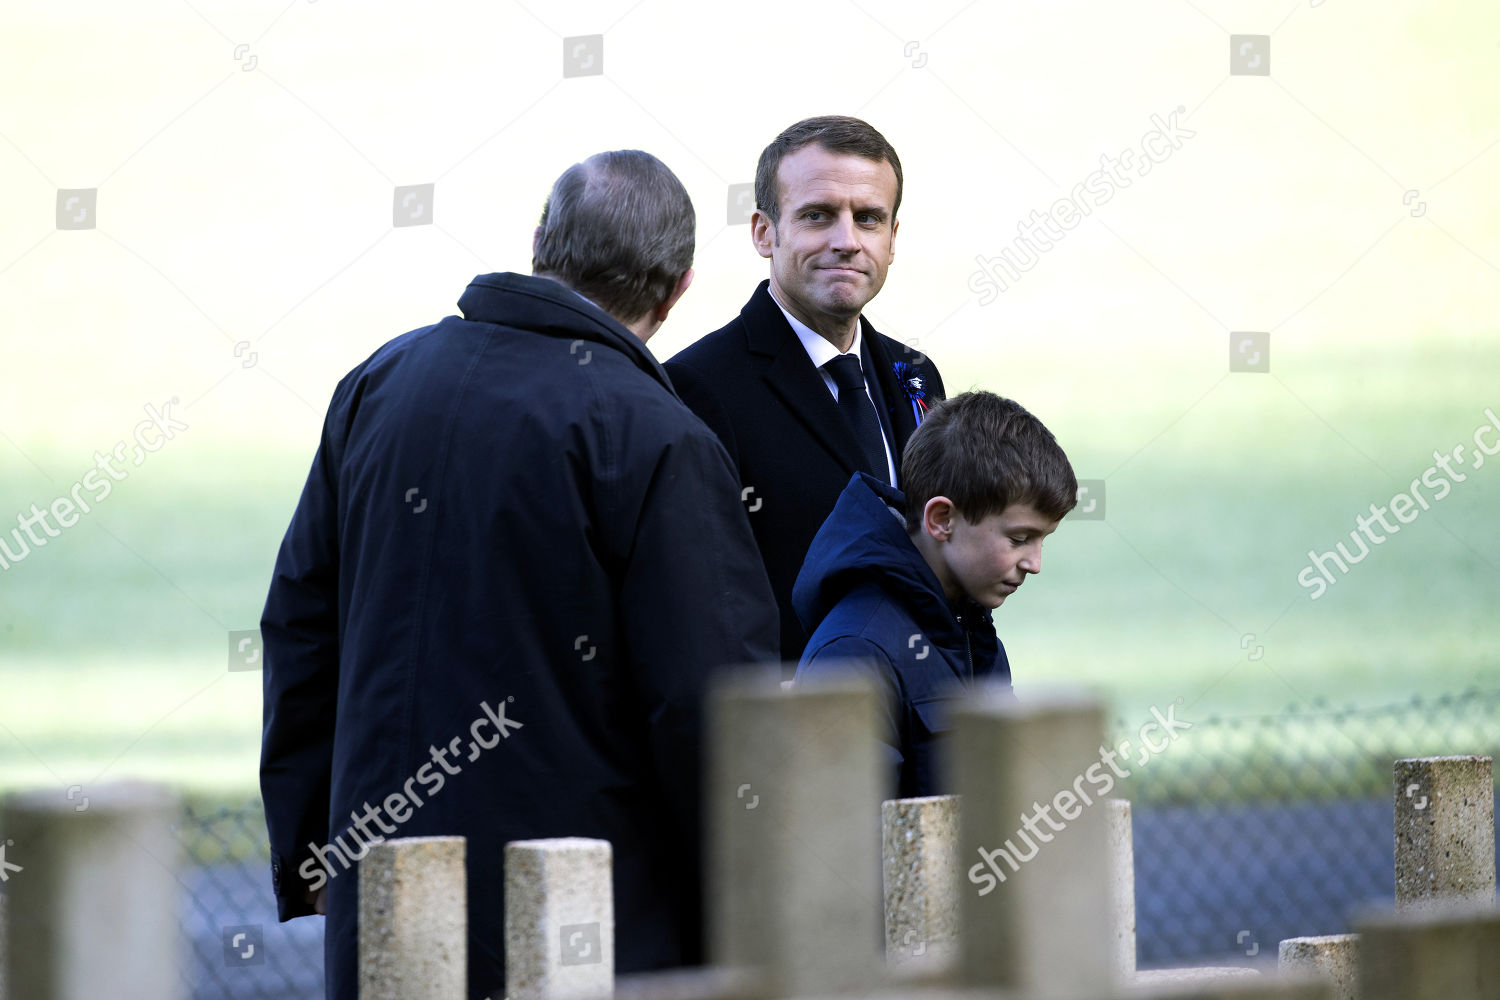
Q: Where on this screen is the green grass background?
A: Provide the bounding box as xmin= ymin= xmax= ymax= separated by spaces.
xmin=2 ymin=0 xmax=1498 ymax=802
xmin=2 ymin=334 xmax=1495 ymax=797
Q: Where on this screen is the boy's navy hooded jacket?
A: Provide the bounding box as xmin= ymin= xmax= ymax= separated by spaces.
xmin=792 ymin=473 xmax=1011 ymax=798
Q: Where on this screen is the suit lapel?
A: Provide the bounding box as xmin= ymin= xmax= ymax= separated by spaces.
xmin=742 ymin=283 xmax=867 ymax=479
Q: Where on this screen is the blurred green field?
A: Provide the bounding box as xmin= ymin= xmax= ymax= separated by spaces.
xmin=2 ymin=0 xmax=1497 ymax=813
xmin=1 ymin=333 xmax=1495 ymax=797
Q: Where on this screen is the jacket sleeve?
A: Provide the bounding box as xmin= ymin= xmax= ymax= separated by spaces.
xmin=259 ymin=395 xmax=346 ymax=921
xmin=613 ymin=419 xmax=779 ymax=956
xmin=794 ymin=636 xmax=903 ymax=766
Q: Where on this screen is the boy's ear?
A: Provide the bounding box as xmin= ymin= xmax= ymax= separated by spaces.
xmin=922 ymin=496 xmax=956 ymax=541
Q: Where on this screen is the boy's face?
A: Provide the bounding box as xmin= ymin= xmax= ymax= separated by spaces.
xmin=930 ymin=500 xmax=1061 ymax=609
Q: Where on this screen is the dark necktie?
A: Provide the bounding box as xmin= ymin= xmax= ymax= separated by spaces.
xmin=824 ymin=354 xmax=888 ymax=481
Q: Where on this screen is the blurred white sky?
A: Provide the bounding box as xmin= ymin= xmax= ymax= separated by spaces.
xmin=1 ymin=0 xmax=1496 ymax=456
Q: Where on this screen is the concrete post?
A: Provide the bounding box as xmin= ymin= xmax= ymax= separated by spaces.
xmin=2 ymin=782 xmax=182 ymax=1000
xmin=1106 ymin=798 xmax=1137 ymax=977
xmin=611 ymin=967 xmax=764 ymax=1000
xmin=1277 ymin=935 xmax=1356 ymax=1000
xmin=706 ymin=668 xmax=885 ymax=997
xmin=1356 ymin=902 xmax=1500 ymax=1000
xmin=1130 ymin=976 xmax=1330 ymax=998
xmin=952 ymin=686 xmax=1114 ymax=998
xmin=1393 ymin=756 xmax=1495 ymax=912
xmin=505 ymin=837 xmax=613 ymax=1000
xmin=358 ymin=835 xmax=466 ymax=1000
xmin=882 ymin=794 xmax=959 ymax=969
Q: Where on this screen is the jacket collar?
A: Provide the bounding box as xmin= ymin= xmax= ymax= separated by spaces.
xmin=741 ymin=279 xmax=883 ymax=359
xmin=457 ymin=272 xmax=677 ymax=396
xmin=739 ymin=281 xmax=881 ymax=479
xmin=793 ymin=473 xmax=997 ymax=672
xmin=739 ymin=281 xmax=923 ymax=453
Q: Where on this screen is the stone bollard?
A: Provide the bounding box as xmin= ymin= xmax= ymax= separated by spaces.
xmin=876 ymin=793 xmax=1140 ymax=980
xmin=1106 ymin=798 xmax=1137 ymax=978
xmin=1277 ymin=935 xmax=1356 ymax=1000
xmin=1129 ymin=974 xmax=1330 ymax=998
xmin=505 ymin=837 xmax=613 ymax=1000
xmin=706 ymin=668 xmax=884 ymax=997
xmin=1356 ymin=901 xmax=1500 ymax=1000
xmin=882 ymin=795 xmax=959 ymax=969
xmin=358 ymin=836 xmax=466 ymax=1000
xmin=1393 ymin=756 xmax=1496 ymax=912
xmin=952 ymin=686 xmax=1114 ymax=998
xmin=2 ymin=781 xmax=182 ymax=1000
xmin=1130 ymin=967 xmax=1261 ymax=991
xmin=612 ymin=967 xmax=764 ymax=1000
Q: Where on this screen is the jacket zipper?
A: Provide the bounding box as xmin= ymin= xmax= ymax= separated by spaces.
xmin=960 ymin=614 xmax=974 ymax=681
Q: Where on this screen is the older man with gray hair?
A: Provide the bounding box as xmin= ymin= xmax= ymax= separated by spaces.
xmin=260 ymin=149 xmax=778 ymax=1000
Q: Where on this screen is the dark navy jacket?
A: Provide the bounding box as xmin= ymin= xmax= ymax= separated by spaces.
xmin=260 ymin=272 xmax=779 ymax=1000
xmin=666 ymin=282 xmax=944 ymax=667
xmin=792 ymin=473 xmax=1010 ymax=798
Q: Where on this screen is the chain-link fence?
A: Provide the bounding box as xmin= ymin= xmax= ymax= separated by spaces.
xmin=175 ymin=688 xmax=1500 ymax=997
xmin=1122 ymin=688 xmax=1500 ymax=966
xmin=176 ymin=803 xmax=323 ymax=1000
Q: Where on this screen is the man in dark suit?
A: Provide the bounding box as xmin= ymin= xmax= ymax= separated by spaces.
xmin=666 ymin=115 xmax=946 ymax=665
xmin=260 ymin=150 xmax=777 ymax=1000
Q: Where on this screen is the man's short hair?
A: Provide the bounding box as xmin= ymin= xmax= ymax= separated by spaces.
xmin=901 ymin=392 xmax=1078 ymax=533
xmin=532 ymin=149 xmax=695 ymax=322
xmin=754 ymin=115 xmax=903 ymax=227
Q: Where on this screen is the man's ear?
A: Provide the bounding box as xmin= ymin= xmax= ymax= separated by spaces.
xmin=653 ymin=268 xmax=695 ymax=323
xmin=922 ymin=496 xmax=955 ymax=542
xmin=532 ymin=225 xmax=543 ymax=256
xmin=888 ymin=216 xmax=898 ymax=264
xmin=750 ymin=210 xmax=775 ymax=260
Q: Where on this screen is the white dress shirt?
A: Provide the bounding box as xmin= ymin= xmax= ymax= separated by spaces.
xmin=769 ymin=290 xmax=897 ymax=485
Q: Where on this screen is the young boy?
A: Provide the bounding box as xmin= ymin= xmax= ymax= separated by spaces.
xmin=792 ymin=392 xmax=1078 ymax=798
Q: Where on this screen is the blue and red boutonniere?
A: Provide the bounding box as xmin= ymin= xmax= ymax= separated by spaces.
xmin=893 ymin=361 xmax=930 ymax=425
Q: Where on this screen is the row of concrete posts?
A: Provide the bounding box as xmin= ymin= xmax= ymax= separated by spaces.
xmin=1 ymin=672 xmax=1495 ymax=999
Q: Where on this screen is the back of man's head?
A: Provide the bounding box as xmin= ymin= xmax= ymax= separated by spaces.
xmin=754 ymin=115 xmax=903 ymax=226
xmin=901 ymin=392 xmax=1078 ymax=534
xmin=532 ymin=149 xmax=695 ymax=325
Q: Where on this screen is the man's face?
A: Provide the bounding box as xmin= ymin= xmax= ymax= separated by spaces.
xmin=934 ymin=501 xmax=1060 ymax=610
xmin=752 ymin=145 xmax=899 ymax=333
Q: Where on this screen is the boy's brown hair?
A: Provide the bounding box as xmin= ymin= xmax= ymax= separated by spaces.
xmin=900 ymin=392 xmax=1078 ymax=534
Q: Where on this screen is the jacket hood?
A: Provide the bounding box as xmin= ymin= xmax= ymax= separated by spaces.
xmin=456 ymin=271 xmax=678 ymax=397
xmin=793 ymin=473 xmax=977 ymax=646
